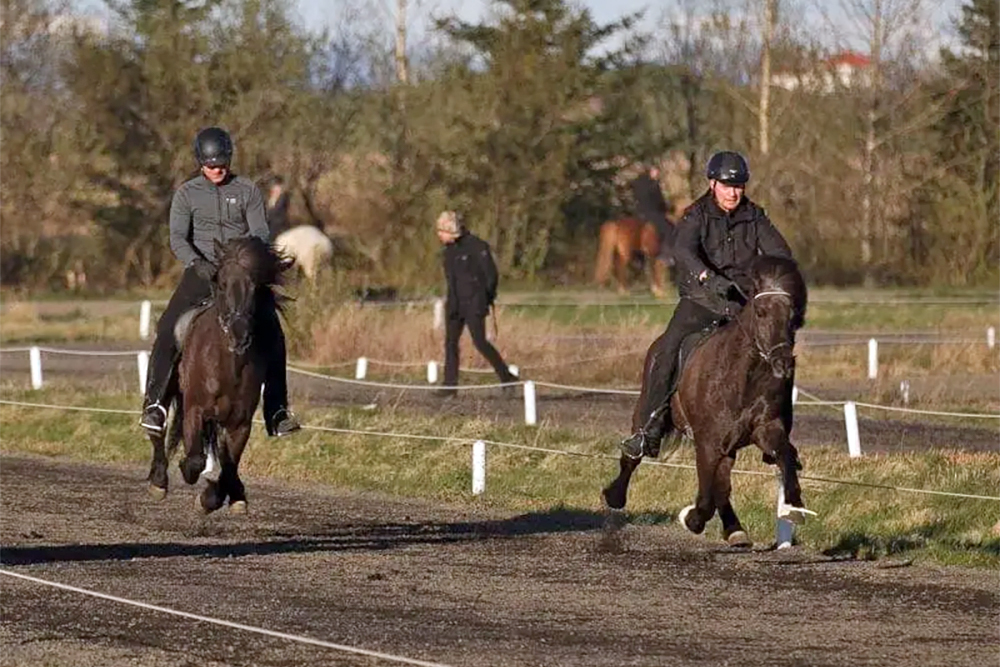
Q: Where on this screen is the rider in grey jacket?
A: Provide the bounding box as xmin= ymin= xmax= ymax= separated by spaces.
xmin=140 ymin=127 xmax=300 ymax=438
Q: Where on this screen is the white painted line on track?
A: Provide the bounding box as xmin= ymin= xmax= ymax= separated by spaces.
xmin=0 ymin=569 xmax=455 ymax=667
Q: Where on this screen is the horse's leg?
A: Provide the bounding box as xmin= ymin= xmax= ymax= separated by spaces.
xmin=195 ymin=421 xmax=226 ymax=514
xmin=220 ymin=422 xmax=252 ymax=514
xmin=614 ymin=241 xmax=629 ymax=294
xmin=146 ymin=429 xmax=169 ymax=500
xmin=679 ymin=443 xmax=719 ymax=535
xmin=651 ymin=258 xmax=667 ymax=298
xmin=714 ymin=453 xmax=751 ymax=547
xmin=755 ymin=421 xmax=810 ymax=522
xmin=601 ymin=454 xmax=641 ymax=511
xmin=179 ymin=406 xmax=207 ymax=485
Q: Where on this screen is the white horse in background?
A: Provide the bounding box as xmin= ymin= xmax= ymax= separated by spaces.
xmin=274 ymin=225 xmax=333 ymax=281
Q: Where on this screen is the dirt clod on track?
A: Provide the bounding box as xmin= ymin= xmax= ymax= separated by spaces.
xmin=1 ymin=455 xmax=996 ymax=667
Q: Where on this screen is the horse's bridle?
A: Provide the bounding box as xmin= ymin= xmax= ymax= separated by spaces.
xmin=213 ymin=283 xmax=254 ymax=355
xmin=737 ymin=289 xmax=794 ymax=372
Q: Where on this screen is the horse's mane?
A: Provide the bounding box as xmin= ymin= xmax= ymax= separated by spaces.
xmin=217 ymin=237 xmax=294 ymax=310
xmin=750 ymin=255 xmax=807 ymax=329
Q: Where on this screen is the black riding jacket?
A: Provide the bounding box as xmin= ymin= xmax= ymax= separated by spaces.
xmin=443 ymin=232 xmax=499 ymax=318
xmin=169 ymin=173 xmax=270 ymax=267
xmin=674 ymin=190 xmax=793 ymax=314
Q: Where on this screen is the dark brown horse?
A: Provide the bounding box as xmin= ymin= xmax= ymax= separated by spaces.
xmin=594 ymin=218 xmax=671 ymax=297
xmin=602 ymin=255 xmax=811 ymax=546
xmin=146 ymin=237 xmax=293 ymax=514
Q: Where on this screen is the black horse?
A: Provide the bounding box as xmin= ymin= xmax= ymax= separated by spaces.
xmin=603 ymin=255 xmax=812 ymax=546
xmin=146 ymin=237 xmax=293 ymax=513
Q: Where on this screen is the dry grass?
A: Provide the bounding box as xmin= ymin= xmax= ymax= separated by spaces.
xmin=304 ymin=303 xmax=659 ymax=386
xmin=1 ymin=387 xmax=997 ymax=567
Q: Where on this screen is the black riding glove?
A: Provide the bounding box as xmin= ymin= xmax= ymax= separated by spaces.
xmin=705 ymin=274 xmax=736 ymax=298
xmin=190 ymin=259 xmax=217 ymax=283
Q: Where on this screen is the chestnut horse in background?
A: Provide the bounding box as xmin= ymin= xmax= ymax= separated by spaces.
xmin=594 ymin=218 xmax=671 ymax=297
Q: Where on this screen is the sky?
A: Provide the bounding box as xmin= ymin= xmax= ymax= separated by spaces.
xmin=70 ymin=0 xmax=966 ymax=55
xmin=290 ymin=0 xmax=966 ymax=55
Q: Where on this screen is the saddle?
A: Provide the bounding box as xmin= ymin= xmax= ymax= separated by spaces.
xmin=671 ymin=320 xmax=724 ymax=395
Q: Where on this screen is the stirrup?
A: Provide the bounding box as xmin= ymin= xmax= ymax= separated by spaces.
xmin=140 ymin=403 xmax=168 ymax=433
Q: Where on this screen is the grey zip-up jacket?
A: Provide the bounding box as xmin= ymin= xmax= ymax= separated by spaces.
xmin=169 ymin=173 xmax=269 ymax=266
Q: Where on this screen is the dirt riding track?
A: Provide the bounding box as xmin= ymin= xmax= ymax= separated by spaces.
xmin=1 ymin=455 xmax=997 ymax=667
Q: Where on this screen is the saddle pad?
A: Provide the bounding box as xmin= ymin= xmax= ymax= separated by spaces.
xmin=173 ymin=302 xmax=213 ymax=350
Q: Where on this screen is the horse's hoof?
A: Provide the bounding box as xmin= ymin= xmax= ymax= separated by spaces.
xmin=678 ymin=504 xmax=697 ymax=533
xmin=727 ymin=530 xmax=753 ymax=548
xmin=229 ymin=500 xmax=247 ymax=515
xmin=601 ymin=488 xmax=625 ymax=512
xmin=677 ymin=505 xmax=705 ymax=535
xmin=194 ymin=494 xmax=209 ymax=515
xmin=147 ymin=484 xmax=167 ymax=501
xmin=778 ymin=505 xmax=817 ymax=524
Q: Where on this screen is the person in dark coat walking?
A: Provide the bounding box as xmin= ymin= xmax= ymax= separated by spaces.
xmin=139 ymin=127 xmax=300 ymax=438
xmin=436 ymin=210 xmax=517 ymax=397
xmin=630 ymin=165 xmax=676 ymax=265
xmin=620 ymin=151 xmax=794 ymax=459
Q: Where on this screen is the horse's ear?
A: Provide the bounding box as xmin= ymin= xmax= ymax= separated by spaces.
xmin=214 ymin=238 xmax=225 ymax=259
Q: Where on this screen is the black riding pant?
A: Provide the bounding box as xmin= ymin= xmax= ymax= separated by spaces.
xmin=632 ymin=298 xmax=720 ymax=434
xmin=144 ymin=267 xmax=290 ymax=418
xmin=443 ymin=312 xmax=515 ymax=387
xmin=144 ymin=267 xmax=213 ymax=408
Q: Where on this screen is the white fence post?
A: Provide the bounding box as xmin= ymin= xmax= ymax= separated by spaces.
xmin=139 ymin=300 xmax=152 ymax=340
xmin=427 ymin=361 xmax=438 ymax=384
xmin=355 ymin=357 xmax=368 ymax=380
xmin=471 ymin=440 xmax=486 ymax=495
xmin=775 ymin=471 xmax=795 ymax=550
xmin=899 ymin=380 xmax=910 ymax=405
xmin=523 ymin=380 xmax=537 ymax=426
xmin=433 ymin=299 xmax=445 ymax=330
xmin=137 ymin=351 xmax=149 ymax=395
xmin=29 ymin=346 xmax=43 ymax=390
xmin=844 ymin=401 xmax=862 ymax=458
xmin=988 ymin=327 xmax=996 ymax=350
xmin=867 ymin=338 xmax=878 ymax=380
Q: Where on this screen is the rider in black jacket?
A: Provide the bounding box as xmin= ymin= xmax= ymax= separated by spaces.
xmin=620 ymin=151 xmax=793 ymax=459
xmin=436 ymin=211 xmax=518 ymax=397
xmin=139 ymin=127 xmax=300 ymax=438
xmin=630 ymin=165 xmax=676 ymax=262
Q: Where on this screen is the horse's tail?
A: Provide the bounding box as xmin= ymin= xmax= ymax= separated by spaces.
xmin=595 ymin=221 xmax=618 ymax=285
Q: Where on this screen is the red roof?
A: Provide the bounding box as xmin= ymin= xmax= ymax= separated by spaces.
xmin=825 ymin=51 xmax=871 ymax=68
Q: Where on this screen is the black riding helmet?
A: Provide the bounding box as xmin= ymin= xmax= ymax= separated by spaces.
xmin=194 ymin=127 xmax=234 ymax=168
xmin=706 ymin=151 xmax=750 ymax=185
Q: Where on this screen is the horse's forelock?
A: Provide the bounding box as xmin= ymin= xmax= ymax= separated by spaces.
xmin=752 ymin=255 xmax=807 ymax=328
xmin=219 ymin=237 xmax=290 ymax=287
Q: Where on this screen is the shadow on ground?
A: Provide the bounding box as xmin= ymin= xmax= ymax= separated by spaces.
xmin=0 ymin=507 xmax=610 ymax=566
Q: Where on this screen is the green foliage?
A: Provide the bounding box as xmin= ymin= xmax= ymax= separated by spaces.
xmin=1 ymin=0 xmax=996 ymax=291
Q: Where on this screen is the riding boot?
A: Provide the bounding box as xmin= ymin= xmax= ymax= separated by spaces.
xmin=141 ymin=338 xmax=177 ymax=434
xmin=619 ymin=404 xmax=673 ymax=459
xmin=260 ymin=302 xmax=300 ymax=438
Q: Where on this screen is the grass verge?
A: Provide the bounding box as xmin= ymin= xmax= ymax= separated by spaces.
xmin=1 ymin=388 xmax=997 ymax=568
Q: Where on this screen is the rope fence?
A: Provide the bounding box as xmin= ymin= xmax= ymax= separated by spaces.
xmin=0 ymin=398 xmax=996 ymax=504
xmin=2 ymin=346 xmax=997 ymax=431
